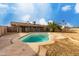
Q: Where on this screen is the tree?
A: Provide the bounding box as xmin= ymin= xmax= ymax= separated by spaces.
xmin=48 ymin=22 xmax=62 ymax=32
xmin=62 ymin=19 xmax=67 ymax=27
xmin=33 ymin=21 xmax=36 ymax=25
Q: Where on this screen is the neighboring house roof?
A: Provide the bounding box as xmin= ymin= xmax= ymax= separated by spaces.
xmin=11 ymin=22 xmax=48 ymax=27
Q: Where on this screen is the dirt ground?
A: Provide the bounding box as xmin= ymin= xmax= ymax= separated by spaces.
xmin=43 ymin=28 xmax=79 ymax=56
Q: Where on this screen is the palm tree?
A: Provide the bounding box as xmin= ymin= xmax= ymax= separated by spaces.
xmin=61 ymin=19 xmax=66 ymax=28
xmin=33 ymin=21 xmax=36 ymax=25
xmin=48 ymin=22 xmax=62 ymax=32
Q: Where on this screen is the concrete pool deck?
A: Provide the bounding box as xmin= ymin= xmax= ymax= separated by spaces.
xmin=0 ymin=32 xmax=67 ymax=56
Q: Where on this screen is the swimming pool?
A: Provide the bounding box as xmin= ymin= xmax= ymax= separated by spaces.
xmin=20 ymin=33 xmax=49 ymax=43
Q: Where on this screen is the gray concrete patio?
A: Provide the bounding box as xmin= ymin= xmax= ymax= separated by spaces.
xmin=0 ymin=33 xmax=39 ymax=56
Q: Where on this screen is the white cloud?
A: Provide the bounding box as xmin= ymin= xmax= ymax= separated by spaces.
xmin=13 ymin=3 xmax=52 ymax=23
xmin=37 ymin=4 xmax=52 ymax=17
xmin=75 ymin=3 xmax=79 ymax=13
xmin=14 ymin=3 xmax=34 ymax=15
xmin=65 ymin=22 xmax=73 ymax=27
xmin=10 ymin=7 xmax=17 ymax=11
xmin=21 ymin=15 xmax=31 ymax=22
xmin=39 ymin=18 xmax=47 ymax=25
xmin=0 ymin=4 xmax=8 ymax=19
xmin=62 ymin=5 xmax=71 ymax=11
xmin=48 ymin=20 xmax=53 ymax=23
xmin=13 ymin=3 xmax=35 ymax=22
xmin=0 ymin=4 xmax=8 ymax=8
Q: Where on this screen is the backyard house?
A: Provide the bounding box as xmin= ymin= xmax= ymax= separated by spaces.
xmin=7 ymin=22 xmax=49 ymax=32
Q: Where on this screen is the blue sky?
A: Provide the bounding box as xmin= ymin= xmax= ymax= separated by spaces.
xmin=0 ymin=3 xmax=79 ymax=27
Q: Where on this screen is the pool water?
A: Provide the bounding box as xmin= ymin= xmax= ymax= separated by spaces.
xmin=20 ymin=33 xmax=49 ymax=43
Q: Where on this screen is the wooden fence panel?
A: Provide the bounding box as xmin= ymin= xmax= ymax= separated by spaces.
xmin=0 ymin=26 xmax=7 ymax=37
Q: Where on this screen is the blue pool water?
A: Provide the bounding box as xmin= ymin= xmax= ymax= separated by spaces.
xmin=20 ymin=33 xmax=49 ymax=43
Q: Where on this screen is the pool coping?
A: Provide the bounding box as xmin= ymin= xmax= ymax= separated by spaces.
xmin=20 ymin=33 xmax=49 ymax=43
xmin=12 ymin=32 xmax=67 ymax=46
xmin=12 ymin=33 xmax=55 ymax=46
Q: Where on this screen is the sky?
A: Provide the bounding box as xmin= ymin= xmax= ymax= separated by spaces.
xmin=0 ymin=3 xmax=79 ymax=27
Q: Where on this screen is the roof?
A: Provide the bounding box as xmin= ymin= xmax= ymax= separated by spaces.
xmin=11 ymin=22 xmax=47 ymax=27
